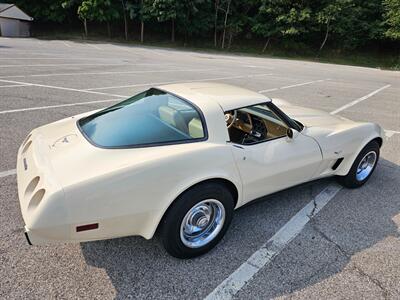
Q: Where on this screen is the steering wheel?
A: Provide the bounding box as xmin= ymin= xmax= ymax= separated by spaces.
xmin=225 ymin=110 xmax=237 ymax=128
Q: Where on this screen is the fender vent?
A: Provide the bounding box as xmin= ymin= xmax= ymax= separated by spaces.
xmin=332 ymin=158 xmax=344 ymax=170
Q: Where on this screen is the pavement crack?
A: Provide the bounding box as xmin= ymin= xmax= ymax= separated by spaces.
xmin=288 ymin=254 xmax=342 ymax=293
xmin=308 ymin=197 xmax=318 ymax=219
xmin=311 ymin=223 xmax=349 ymax=258
xmin=312 ymin=223 xmax=390 ymax=299
xmin=352 ymin=265 xmax=389 ymax=299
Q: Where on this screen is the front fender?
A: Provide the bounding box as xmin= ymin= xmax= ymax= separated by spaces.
xmin=335 ymin=122 xmax=383 ymax=176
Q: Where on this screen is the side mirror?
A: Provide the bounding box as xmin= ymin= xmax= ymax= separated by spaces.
xmin=286 ymin=128 xmax=299 ymax=141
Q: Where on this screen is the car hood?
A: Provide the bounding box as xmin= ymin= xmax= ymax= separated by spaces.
xmin=278 ymin=104 xmax=355 ymax=128
xmin=273 ymin=100 xmax=382 ymax=161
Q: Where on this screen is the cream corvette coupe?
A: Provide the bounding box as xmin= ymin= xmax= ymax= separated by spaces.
xmin=17 ymin=83 xmax=383 ymax=258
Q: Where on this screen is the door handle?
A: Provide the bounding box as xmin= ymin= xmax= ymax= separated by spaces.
xmin=232 ymin=144 xmax=244 ymax=149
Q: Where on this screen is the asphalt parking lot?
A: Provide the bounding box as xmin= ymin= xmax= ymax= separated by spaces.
xmin=0 ymin=37 xmax=399 ymax=299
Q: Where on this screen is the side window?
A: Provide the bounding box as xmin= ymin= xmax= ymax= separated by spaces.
xmin=158 ymin=94 xmax=206 ymax=139
xmin=79 ymin=89 xmax=206 ymax=148
xmin=226 ymin=104 xmax=289 ymax=145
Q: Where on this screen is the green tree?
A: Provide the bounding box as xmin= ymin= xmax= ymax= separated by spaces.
xmin=316 ymin=0 xmax=351 ymax=51
xmin=14 ymin=0 xmax=67 ymax=22
xmin=75 ymin=0 xmax=97 ymax=37
xmin=175 ymin=0 xmax=213 ymax=45
xmin=383 ymin=0 xmax=400 ymax=39
xmin=152 ymin=0 xmax=178 ymax=42
xmin=253 ymin=0 xmax=312 ymax=52
xmin=315 ymin=0 xmax=384 ymax=50
xmin=252 ymin=0 xmax=280 ymax=51
xmin=63 ymin=0 xmax=119 ymax=38
xmin=124 ymin=0 xmax=153 ymax=42
xmin=223 ymin=0 xmax=259 ymax=49
xmin=120 ymin=0 xmax=130 ymax=40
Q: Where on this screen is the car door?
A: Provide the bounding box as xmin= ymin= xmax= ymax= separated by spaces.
xmin=230 ymin=133 xmax=322 ymax=204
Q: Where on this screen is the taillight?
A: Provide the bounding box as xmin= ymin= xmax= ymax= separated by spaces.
xmin=76 ymin=223 xmax=99 ymax=232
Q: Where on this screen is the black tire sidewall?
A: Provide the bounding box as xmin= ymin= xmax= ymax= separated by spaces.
xmin=161 ymin=183 xmax=234 ymax=258
xmin=342 ymin=141 xmax=380 ymax=188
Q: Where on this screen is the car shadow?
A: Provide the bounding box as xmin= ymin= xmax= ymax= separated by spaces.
xmin=80 ymin=158 xmax=400 ymax=299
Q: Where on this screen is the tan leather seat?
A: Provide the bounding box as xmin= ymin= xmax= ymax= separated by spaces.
xmin=188 ymin=118 xmax=204 ymax=138
xmin=158 ymin=106 xmax=188 ymax=134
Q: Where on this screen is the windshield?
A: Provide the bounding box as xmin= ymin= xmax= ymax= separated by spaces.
xmin=78 ymin=88 xmax=206 ymax=148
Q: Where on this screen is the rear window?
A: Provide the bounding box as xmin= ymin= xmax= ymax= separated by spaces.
xmin=78 ymin=88 xmax=206 ymax=148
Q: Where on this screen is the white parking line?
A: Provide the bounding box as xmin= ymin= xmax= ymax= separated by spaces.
xmin=0 ymin=79 xmax=129 ymax=98
xmin=330 ymin=84 xmax=391 ymax=115
xmin=258 ymin=79 xmax=328 ymax=93
xmin=86 ymin=73 xmax=273 ymax=91
xmin=107 ymin=44 xmax=156 ymax=55
xmin=0 ymin=57 xmax=82 ymax=60
xmin=85 ymin=43 xmax=102 ymax=50
xmin=242 ymin=65 xmax=275 ymax=70
xmin=0 ymin=68 xmax=217 ymax=79
xmin=61 ymin=41 xmax=72 ymax=48
xmin=205 ymin=184 xmax=343 ymax=300
xmin=205 ymin=90 xmax=396 ymax=298
xmin=0 ymin=76 xmax=323 ymax=115
xmin=0 ymin=169 xmax=16 ymax=178
xmin=0 ymin=84 xmax=31 ymax=88
xmin=385 ymin=130 xmax=400 ymax=138
xmin=0 ymin=63 xmax=166 ymax=68
xmin=0 ymin=98 xmax=121 ymax=115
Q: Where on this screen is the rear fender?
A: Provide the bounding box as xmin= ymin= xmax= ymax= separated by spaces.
xmin=143 ymin=171 xmax=242 ymax=240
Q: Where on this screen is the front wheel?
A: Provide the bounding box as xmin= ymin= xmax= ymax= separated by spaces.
xmin=338 ymin=140 xmax=380 ymax=188
xmin=160 ymin=183 xmax=234 ymax=258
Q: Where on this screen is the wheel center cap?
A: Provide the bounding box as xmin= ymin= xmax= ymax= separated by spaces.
xmin=197 ymin=216 xmax=209 ymax=228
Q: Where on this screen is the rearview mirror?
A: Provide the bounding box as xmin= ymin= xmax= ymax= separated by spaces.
xmin=286 ymin=128 xmax=299 ymax=141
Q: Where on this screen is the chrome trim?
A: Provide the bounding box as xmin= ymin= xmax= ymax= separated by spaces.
xmin=180 ymin=199 xmax=225 ymax=248
xmin=356 ymin=151 xmax=377 ymax=181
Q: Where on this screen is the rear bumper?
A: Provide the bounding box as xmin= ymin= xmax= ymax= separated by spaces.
xmin=23 ymin=226 xmax=53 ymax=245
xmin=22 ymin=224 xmax=75 ymax=245
xmin=24 ymin=229 xmax=32 ymax=245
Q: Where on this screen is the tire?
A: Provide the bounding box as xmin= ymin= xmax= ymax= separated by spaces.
xmin=160 ymin=182 xmax=234 ymax=259
xmin=338 ymin=140 xmax=380 ymax=188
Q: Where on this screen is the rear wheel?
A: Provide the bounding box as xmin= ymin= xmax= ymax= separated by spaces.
xmin=161 ymin=183 xmax=234 ymax=258
xmin=338 ymin=141 xmax=380 ymax=188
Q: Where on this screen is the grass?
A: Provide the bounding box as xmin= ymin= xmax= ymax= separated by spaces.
xmin=34 ymin=31 xmax=400 ymax=71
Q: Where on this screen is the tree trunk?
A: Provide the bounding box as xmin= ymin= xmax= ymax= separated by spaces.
xmin=83 ymin=18 xmax=88 ymax=38
xmin=140 ymin=21 xmax=144 ymax=43
xmin=319 ymin=19 xmax=330 ymax=52
xmin=227 ymin=29 xmax=233 ymax=49
xmin=221 ymin=0 xmax=231 ymax=49
xmin=262 ymin=37 xmax=270 ymax=52
xmin=107 ymin=22 xmax=111 ymax=38
xmin=171 ymin=19 xmax=175 ymax=42
xmin=214 ymin=0 xmax=219 ymax=47
xmin=121 ymin=0 xmax=128 ymax=40
xmin=183 ymin=30 xmax=187 ymax=46
xmin=123 ymin=13 xmax=128 ymax=40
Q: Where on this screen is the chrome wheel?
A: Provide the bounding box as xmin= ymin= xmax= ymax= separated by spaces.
xmin=180 ymin=199 xmax=225 ymax=248
xmin=356 ymin=151 xmax=377 ymax=181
